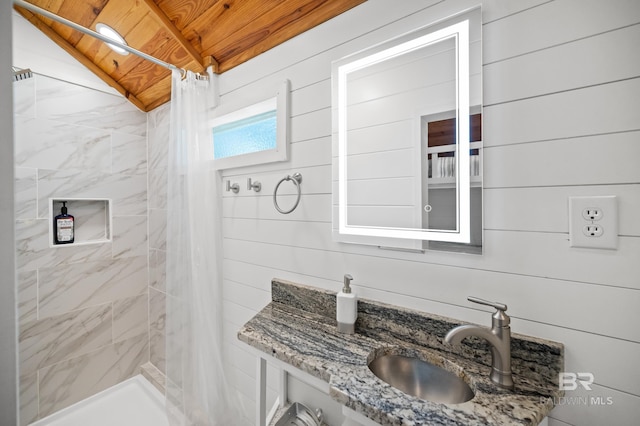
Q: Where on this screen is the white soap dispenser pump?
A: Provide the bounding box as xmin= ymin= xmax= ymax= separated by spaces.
xmin=337 ymin=274 xmax=357 ymax=334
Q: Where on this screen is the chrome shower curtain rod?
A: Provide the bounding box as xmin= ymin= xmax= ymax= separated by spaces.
xmin=13 ymin=0 xmax=186 ymax=77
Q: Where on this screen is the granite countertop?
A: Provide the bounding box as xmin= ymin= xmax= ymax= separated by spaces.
xmin=238 ymin=279 xmax=564 ymax=426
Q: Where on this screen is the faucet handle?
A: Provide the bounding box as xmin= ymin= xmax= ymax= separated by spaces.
xmin=468 ymin=296 xmax=507 ymax=312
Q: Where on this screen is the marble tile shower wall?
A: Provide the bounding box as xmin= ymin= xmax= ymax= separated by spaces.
xmin=147 ymin=103 xmax=170 ymax=377
xmin=13 ymin=75 xmax=149 ymax=424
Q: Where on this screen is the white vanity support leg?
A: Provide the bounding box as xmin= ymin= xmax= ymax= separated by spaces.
xmin=256 ymin=356 xmax=267 ymax=426
xmin=279 ymin=368 xmax=288 ymax=408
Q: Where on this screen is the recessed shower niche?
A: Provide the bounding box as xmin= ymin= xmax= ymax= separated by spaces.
xmin=49 ymin=198 xmax=112 ymax=247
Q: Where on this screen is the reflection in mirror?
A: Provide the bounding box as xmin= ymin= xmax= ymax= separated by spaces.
xmin=332 ymin=7 xmax=482 ymax=253
xmin=423 ymin=111 xmax=482 ymax=252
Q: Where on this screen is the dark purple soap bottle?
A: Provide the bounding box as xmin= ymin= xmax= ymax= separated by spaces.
xmin=54 ymin=201 xmax=74 ymax=244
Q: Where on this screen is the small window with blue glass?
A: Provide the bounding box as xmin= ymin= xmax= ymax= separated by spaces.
xmin=211 ymin=80 xmax=290 ymax=169
xmin=213 ymin=109 xmax=277 ymax=159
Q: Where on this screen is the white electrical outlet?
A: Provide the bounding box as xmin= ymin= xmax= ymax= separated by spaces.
xmin=569 ymin=196 xmax=618 ymax=249
xmin=583 ymin=224 xmax=604 ymax=237
xmin=582 ymin=208 xmax=604 ymax=221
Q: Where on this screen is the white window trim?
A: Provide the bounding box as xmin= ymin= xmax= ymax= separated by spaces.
xmin=212 ymin=79 xmax=290 ymax=170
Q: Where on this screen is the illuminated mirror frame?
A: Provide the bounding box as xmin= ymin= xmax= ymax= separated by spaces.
xmin=336 ymin=19 xmax=470 ymax=243
xmin=212 ymin=80 xmax=290 ymax=170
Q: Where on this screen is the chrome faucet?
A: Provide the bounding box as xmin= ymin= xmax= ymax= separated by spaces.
xmin=445 ymin=297 xmax=514 ymax=389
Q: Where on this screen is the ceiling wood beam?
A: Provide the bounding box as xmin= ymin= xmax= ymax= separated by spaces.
xmin=140 ymin=0 xmax=206 ymax=73
xmin=203 ymin=55 xmax=219 ymax=74
xmin=14 ymin=6 xmax=149 ymax=112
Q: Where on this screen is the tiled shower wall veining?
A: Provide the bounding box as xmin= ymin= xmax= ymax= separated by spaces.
xmin=14 ymin=74 xmax=149 ymax=424
xmin=147 ymin=103 xmax=170 ymax=376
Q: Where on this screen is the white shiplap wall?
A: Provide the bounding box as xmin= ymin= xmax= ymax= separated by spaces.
xmin=218 ymin=1 xmax=640 ymax=425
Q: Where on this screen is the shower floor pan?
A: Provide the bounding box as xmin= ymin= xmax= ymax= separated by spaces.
xmin=30 ymin=375 xmax=169 ymax=426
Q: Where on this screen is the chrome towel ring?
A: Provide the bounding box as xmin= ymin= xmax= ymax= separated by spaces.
xmin=273 ymin=172 xmax=302 ymax=214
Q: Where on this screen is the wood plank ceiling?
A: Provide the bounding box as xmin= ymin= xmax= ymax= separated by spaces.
xmin=14 ymin=0 xmax=366 ymax=111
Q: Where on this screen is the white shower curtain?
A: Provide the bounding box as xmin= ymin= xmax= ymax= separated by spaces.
xmin=165 ymin=69 xmax=241 ymax=425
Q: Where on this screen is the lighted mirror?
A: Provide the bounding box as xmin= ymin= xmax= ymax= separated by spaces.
xmin=332 ymin=7 xmax=482 ymax=252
